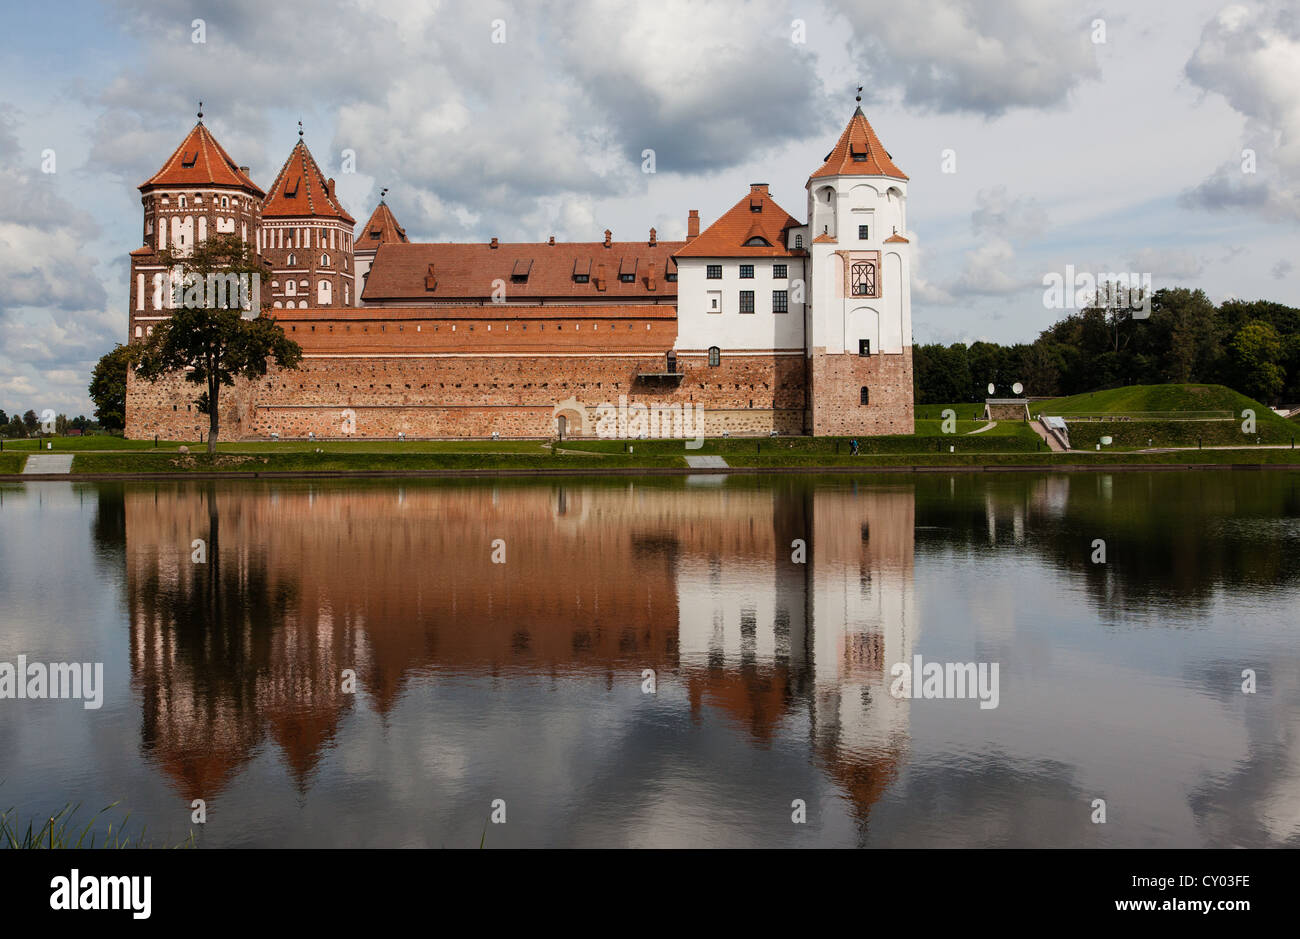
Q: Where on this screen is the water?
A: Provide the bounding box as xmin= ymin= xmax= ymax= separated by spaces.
xmin=0 ymin=471 xmax=1297 ymax=848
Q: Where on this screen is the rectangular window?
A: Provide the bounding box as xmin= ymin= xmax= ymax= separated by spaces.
xmin=773 ymin=264 xmax=787 ymax=279
xmin=739 ymin=290 xmax=755 ymax=313
xmin=619 ymin=273 xmax=635 ymax=282
xmin=573 ymin=274 xmax=589 ymax=283
xmin=739 ymin=264 xmax=754 ymax=279
xmin=859 ymin=224 xmax=869 ymax=240
xmin=772 ymin=290 xmax=788 ymax=313
xmin=859 ymin=339 xmax=871 ymax=356
xmin=706 ymin=264 xmax=722 ymax=279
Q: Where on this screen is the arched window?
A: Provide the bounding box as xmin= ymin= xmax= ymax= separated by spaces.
xmin=287 ymin=253 xmax=297 ymax=267
xmin=285 ymin=280 xmax=297 ymax=295
xmin=860 ymin=386 xmax=869 ymax=405
xmin=708 ymin=346 xmax=721 ymax=367
xmin=851 ymin=261 xmax=876 ymax=297
xmin=134 ymin=325 xmax=142 ymax=338
xmin=178 ymin=196 xmax=186 ymax=208
xmin=220 ymin=195 xmax=229 ymax=208
xmin=298 ymin=300 xmax=307 ymax=309
xmin=321 ymin=253 xmax=330 ymax=266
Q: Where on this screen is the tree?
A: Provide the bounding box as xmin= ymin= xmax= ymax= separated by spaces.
xmin=22 ymin=410 xmax=38 ymax=435
xmin=135 ymin=235 xmax=302 ymax=454
xmin=1228 ymin=321 xmax=1285 ymax=404
xmin=89 ymin=343 xmax=134 ymax=433
xmin=0 ymin=409 xmax=7 ymax=427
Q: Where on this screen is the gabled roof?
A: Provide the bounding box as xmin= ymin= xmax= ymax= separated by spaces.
xmin=262 ymin=138 xmax=355 ymax=224
xmin=362 ymin=239 xmax=685 ymax=301
xmin=139 ymin=121 xmax=264 ymax=196
xmin=809 ymin=107 xmax=908 ymax=181
xmin=356 ymin=200 xmax=408 ymax=251
xmin=673 ymin=185 xmax=805 ymax=259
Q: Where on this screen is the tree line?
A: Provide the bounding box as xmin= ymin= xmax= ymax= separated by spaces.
xmin=914 ymin=288 xmax=1300 ymax=405
xmin=0 ymin=410 xmax=98 ymax=438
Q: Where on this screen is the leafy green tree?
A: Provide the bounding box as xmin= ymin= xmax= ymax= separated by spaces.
xmin=135 ymin=235 xmax=302 ymax=455
xmin=22 ymin=410 xmax=38 ymax=435
xmin=1228 ymin=321 xmax=1285 ymax=404
xmin=0 ymin=409 xmax=8 ymax=427
xmin=89 ymin=343 xmax=134 ymax=433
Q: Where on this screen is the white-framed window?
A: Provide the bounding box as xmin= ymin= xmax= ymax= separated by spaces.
xmin=321 ymin=253 xmax=330 ymax=266
xmin=318 ymin=279 xmax=332 ymax=305
xmin=285 ymin=280 xmax=297 ymax=295
xmin=287 ymin=253 xmax=296 ymax=266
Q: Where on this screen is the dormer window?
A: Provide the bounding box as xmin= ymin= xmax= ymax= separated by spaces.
xmin=181 ymin=151 xmax=198 ymax=168
xmin=285 ymin=176 xmax=300 ymax=198
xmin=619 ymin=273 xmax=635 ymax=283
xmin=512 ymin=258 xmax=533 ymax=283
xmin=743 ymin=237 xmax=770 ymax=247
xmin=574 ymin=273 xmax=590 ymax=283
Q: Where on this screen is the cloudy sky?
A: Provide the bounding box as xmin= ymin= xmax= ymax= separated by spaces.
xmin=1 ymin=0 xmax=1298 ymax=417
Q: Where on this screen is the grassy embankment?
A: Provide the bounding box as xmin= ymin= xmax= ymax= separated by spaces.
xmin=1043 ymin=384 xmax=1297 ymax=450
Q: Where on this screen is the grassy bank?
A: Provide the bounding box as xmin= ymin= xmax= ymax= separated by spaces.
xmin=0 ymin=453 xmax=25 ymax=473
xmin=36 ymin=445 xmax=1300 ymax=476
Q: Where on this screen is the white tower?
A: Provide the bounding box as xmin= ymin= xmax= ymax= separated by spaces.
xmin=804 ymin=103 xmax=914 ymax=436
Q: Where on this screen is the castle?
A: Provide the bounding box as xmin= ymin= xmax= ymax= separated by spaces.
xmin=124 ymin=104 xmax=914 ymax=439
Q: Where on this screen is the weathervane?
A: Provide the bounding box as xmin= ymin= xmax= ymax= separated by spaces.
xmin=855 ymin=85 xmax=862 ymax=104
xmin=197 ymin=101 xmax=203 ymax=122
xmin=380 ymin=187 xmax=388 ymax=203
xmin=298 ymin=119 xmax=304 ymax=138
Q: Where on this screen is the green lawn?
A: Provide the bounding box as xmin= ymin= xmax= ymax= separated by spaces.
xmin=1036 ymin=384 xmax=1295 ymax=449
xmin=914 ymin=402 xmax=988 ymax=420
xmin=0 ymin=453 xmax=25 ymax=473
xmin=1042 ymin=383 xmax=1275 ymax=419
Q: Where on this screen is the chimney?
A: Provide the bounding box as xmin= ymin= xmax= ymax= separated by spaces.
xmin=490 ymin=237 xmax=499 ymax=248
xmin=327 ymin=178 xmax=336 ymax=199
xmin=239 ymin=166 xmax=251 ymax=176
xmin=603 ymin=229 xmax=612 ymax=248
xmin=548 ymin=235 xmax=555 ymax=245
xmin=648 ymin=227 xmax=657 ymax=247
xmin=424 ymin=264 xmax=437 ymax=291
xmin=687 ymin=210 xmax=700 ymax=239
xmin=749 ymin=182 xmax=769 ymax=194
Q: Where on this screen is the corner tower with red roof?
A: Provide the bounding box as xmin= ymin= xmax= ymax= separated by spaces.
xmin=803 ymin=104 xmax=914 ymax=435
xmin=260 ymin=129 xmax=356 ymax=309
xmin=128 ymin=108 xmax=265 ymax=346
xmin=353 ymin=194 xmax=408 ymax=306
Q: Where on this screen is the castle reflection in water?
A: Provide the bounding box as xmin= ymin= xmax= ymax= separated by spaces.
xmin=123 ymin=478 xmax=915 ymax=825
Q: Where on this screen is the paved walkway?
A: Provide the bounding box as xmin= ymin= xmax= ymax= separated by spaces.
xmin=22 ymin=454 xmax=74 ymax=474
xmin=685 ymin=455 xmax=729 ymax=469
xmin=967 ymin=421 xmax=997 ymax=434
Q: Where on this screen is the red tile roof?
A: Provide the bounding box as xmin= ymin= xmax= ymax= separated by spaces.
xmin=355 ymin=201 xmax=408 ymax=251
xmin=362 ymin=239 xmax=684 ymax=302
xmin=884 ymin=233 xmax=910 ymax=243
xmin=809 ymin=107 xmax=907 ymax=181
xmin=262 ymin=139 xmax=355 ymax=224
xmin=139 ymin=122 xmax=264 ymax=196
xmin=673 ymin=185 xmax=805 ymax=259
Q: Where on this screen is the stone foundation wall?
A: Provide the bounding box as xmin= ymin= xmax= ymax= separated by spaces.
xmin=808 ymin=347 xmax=914 ymax=436
xmin=126 ymin=352 xmax=810 ymax=440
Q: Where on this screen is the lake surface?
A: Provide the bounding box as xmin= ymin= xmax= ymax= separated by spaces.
xmin=1 ymin=471 xmax=1297 ymax=848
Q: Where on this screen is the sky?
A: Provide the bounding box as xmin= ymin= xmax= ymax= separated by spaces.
xmin=0 ymin=0 xmax=1298 ymax=418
